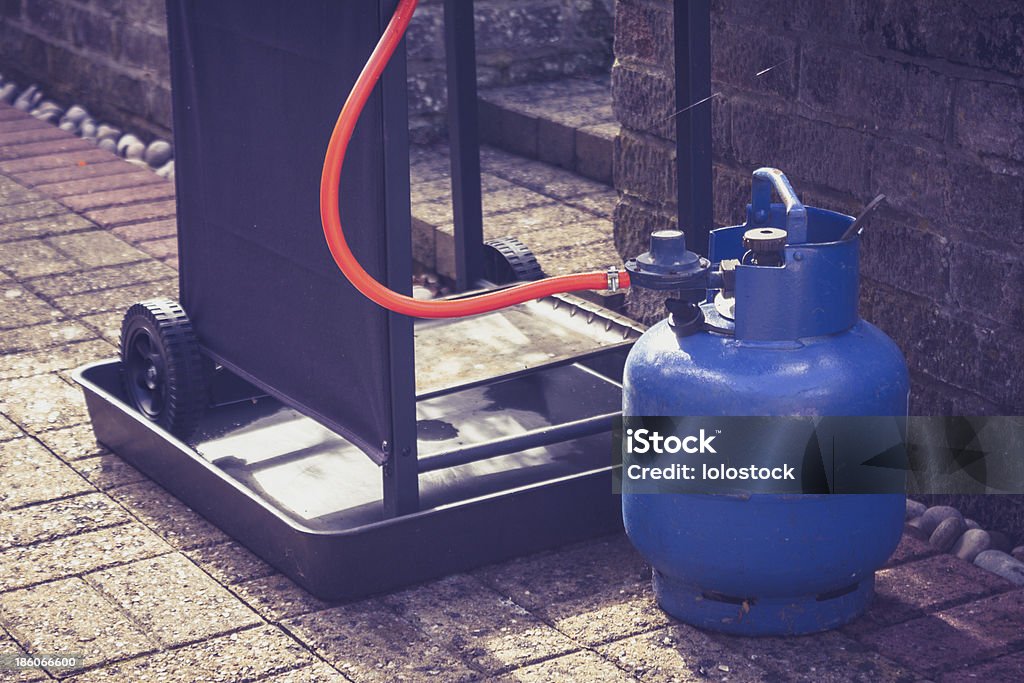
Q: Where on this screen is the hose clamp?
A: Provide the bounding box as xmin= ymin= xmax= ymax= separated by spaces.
xmin=606 ymin=268 xmax=620 ymax=293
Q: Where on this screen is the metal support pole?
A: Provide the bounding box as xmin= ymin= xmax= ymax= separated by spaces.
xmin=380 ymin=0 xmax=419 ymax=517
xmin=444 ymin=0 xmax=485 ymax=291
xmin=674 ymin=0 xmax=714 ymax=257
xmin=418 ymin=413 xmax=619 ymax=473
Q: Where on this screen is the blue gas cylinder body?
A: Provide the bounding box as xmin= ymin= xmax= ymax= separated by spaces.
xmin=622 ymin=169 xmax=909 ymax=636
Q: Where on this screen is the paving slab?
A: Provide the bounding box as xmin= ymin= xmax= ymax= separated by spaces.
xmin=0 ymin=236 xmax=81 ymax=278
xmin=0 ymin=199 xmax=66 ymax=225
xmin=0 ymin=413 xmax=21 ymax=442
xmin=109 ymin=218 xmax=177 ymax=244
xmin=283 ymin=600 xmax=478 ymax=683
xmin=0 ymin=373 xmax=91 ymax=432
xmin=33 ymin=423 xmax=109 ymax=461
xmin=257 ymin=661 xmax=349 ymax=683
xmin=65 ymin=625 xmax=319 ymax=683
xmin=79 ymin=311 xmax=123 ymax=346
xmin=0 ymin=577 xmax=157 ymax=675
xmin=231 ymin=574 xmax=338 ymax=622
xmin=0 ymin=493 xmax=132 ymax=551
xmin=60 ymin=183 xmax=177 ymax=213
xmin=67 ymin=453 xmax=146 ymax=491
xmin=86 ymin=553 xmax=262 ymax=647
xmin=0 ymin=285 xmax=65 ymax=330
xmin=183 ymin=541 xmax=277 ymax=587
xmin=52 ymin=278 xmax=178 ymax=317
xmin=861 ymin=589 xmax=1024 ymax=677
xmin=34 ymin=169 xmax=165 ymax=198
xmin=938 ymin=650 xmax=1024 ymax=682
xmin=489 ymin=650 xmax=633 ymax=683
xmin=105 ymin=480 xmax=230 ymax=550
xmin=0 ymin=175 xmax=44 ymax=205
xmin=0 ymin=320 xmax=95 ymax=354
xmin=46 ymin=230 xmax=151 ymax=268
xmin=0 ymin=339 xmax=115 ymax=381
xmin=0 ymin=148 xmax=117 ymax=175
xmin=598 ymin=624 xmax=770 ymax=683
xmin=25 ymin=259 xmax=176 ymax=298
xmin=383 ymin=574 xmax=579 ymax=675
xmin=0 ymin=437 xmax=93 ymax=510
xmin=83 ymin=200 xmax=177 ymax=229
xmin=0 ymin=630 xmax=50 ymax=682
xmin=844 ymin=554 xmax=1015 ymax=638
xmin=710 ymin=629 xmax=924 ymax=683
xmin=0 ymin=212 xmax=94 ymax=243
xmin=0 ymin=523 xmax=171 ymax=592
xmin=18 ymin=159 xmax=138 ymax=187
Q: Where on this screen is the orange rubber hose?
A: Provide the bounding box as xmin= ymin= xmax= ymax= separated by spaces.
xmin=320 ymin=0 xmax=630 ymax=319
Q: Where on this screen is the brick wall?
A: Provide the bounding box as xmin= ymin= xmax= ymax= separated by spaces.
xmin=0 ymin=0 xmax=613 ymax=142
xmin=612 ymin=0 xmax=1024 ymax=415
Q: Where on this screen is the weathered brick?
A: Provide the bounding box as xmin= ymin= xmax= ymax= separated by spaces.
xmin=23 ymin=0 xmax=67 ymax=41
xmin=34 ymin=168 xmax=163 ymax=198
xmin=801 ymin=44 xmax=951 ymax=140
xmin=475 ymin=3 xmax=563 ymax=51
xmin=941 ymin=161 xmax=1024 ymax=247
xmin=615 ymin=129 xmax=676 ymax=205
xmin=869 ymin=142 xmax=947 ymax=220
xmin=712 ymin=20 xmax=798 ymax=98
xmin=52 ymin=278 xmax=178 ymax=317
xmin=732 ymin=102 xmax=874 ymax=196
xmin=47 ymin=229 xmax=151 ymax=267
xmin=0 ymin=212 xmax=94 ymax=242
xmin=612 ymin=63 xmax=674 ymax=140
xmin=849 ymin=0 xmax=1024 ymax=77
xmin=575 ymin=122 xmax=616 ymax=184
xmin=950 ymin=243 xmax=1024 ymax=328
xmin=954 ymin=79 xmax=1024 ymax=163
xmin=860 ymin=215 xmax=950 ymax=302
xmin=70 ymin=4 xmax=116 ymax=53
xmin=615 ymin=0 xmax=672 ymax=68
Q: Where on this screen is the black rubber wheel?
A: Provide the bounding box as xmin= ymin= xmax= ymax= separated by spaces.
xmin=483 ymin=237 xmax=544 ymax=284
xmin=120 ymin=298 xmax=208 ymax=440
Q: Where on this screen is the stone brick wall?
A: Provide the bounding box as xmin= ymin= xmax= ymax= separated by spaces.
xmin=0 ymin=0 xmax=613 ymax=141
xmin=612 ymin=0 xmax=1024 ymax=415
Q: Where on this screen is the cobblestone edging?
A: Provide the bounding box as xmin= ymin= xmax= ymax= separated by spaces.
xmin=906 ymin=498 xmax=1024 ymax=586
xmin=0 ymin=75 xmax=173 ymax=180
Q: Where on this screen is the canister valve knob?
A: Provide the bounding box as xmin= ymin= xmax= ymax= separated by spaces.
xmin=742 ymin=227 xmax=788 ymax=266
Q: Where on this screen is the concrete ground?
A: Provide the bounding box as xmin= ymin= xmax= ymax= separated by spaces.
xmin=1 ymin=102 xmax=1023 ymax=682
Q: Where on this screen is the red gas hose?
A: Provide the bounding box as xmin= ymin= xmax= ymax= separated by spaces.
xmin=320 ymin=0 xmax=630 ymax=319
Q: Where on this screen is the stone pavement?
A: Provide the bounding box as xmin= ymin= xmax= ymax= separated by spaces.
xmin=1 ymin=101 xmax=1023 ymax=682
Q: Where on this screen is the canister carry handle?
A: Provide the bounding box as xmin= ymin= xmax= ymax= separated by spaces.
xmin=750 ymin=167 xmax=807 ymax=244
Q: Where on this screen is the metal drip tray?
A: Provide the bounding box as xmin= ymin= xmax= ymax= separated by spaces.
xmin=74 ymin=294 xmax=642 ymax=600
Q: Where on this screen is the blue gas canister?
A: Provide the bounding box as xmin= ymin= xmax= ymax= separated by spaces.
xmin=621 ymin=168 xmax=909 ymax=635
